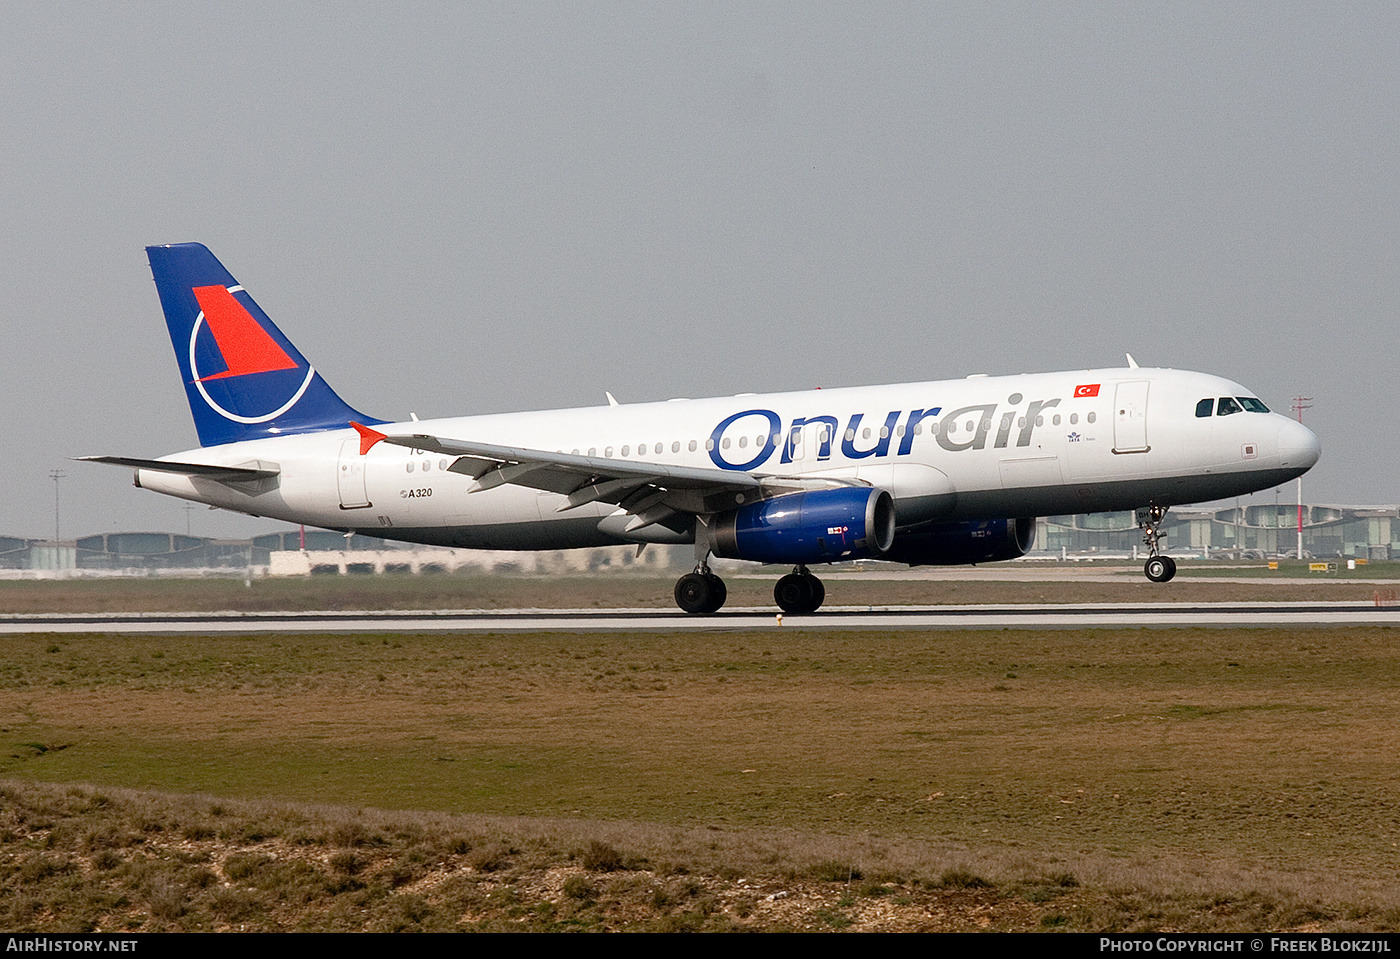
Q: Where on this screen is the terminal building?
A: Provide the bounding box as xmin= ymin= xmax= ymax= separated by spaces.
xmin=3 ymin=503 xmax=1395 ymax=576
xmin=1037 ymin=504 xmax=1397 ymax=561
xmin=3 ymin=528 xmax=673 ymax=576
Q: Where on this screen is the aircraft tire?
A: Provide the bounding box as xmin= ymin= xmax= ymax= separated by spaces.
xmin=675 ymin=573 xmax=716 ymax=614
xmin=775 ymin=573 xmax=824 ymax=613
xmin=1144 ymin=556 xmax=1177 ymax=583
xmin=703 ymin=573 xmax=727 ymax=614
xmin=774 ymin=573 xmax=811 ymax=613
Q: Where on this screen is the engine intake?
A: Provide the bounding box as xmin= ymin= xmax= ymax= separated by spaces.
xmin=712 ymin=487 xmax=895 ymax=565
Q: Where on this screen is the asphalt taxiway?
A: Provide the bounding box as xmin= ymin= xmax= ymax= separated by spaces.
xmin=3 ymin=601 xmax=1398 ymax=633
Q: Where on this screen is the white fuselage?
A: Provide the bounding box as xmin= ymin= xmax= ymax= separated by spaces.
xmin=133 ymin=367 xmax=1320 ymax=553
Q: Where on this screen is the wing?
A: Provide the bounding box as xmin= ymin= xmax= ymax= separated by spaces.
xmin=352 ymin=423 xmax=860 ymax=533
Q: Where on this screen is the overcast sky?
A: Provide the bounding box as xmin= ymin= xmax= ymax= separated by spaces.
xmin=3 ymin=3 xmax=1395 ymax=540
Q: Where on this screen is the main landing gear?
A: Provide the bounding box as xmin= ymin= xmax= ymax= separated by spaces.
xmin=1137 ymin=504 xmax=1176 ymax=583
xmin=674 ymin=564 xmax=727 ymax=615
xmin=774 ymin=566 xmax=825 ymax=614
xmin=672 ymin=561 xmax=827 ymax=615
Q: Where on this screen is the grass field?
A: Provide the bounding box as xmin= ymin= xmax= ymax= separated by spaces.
xmin=3 ymin=612 xmax=1399 ymax=930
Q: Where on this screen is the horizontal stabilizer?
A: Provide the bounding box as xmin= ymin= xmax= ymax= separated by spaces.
xmin=77 ymin=456 xmax=280 ymax=481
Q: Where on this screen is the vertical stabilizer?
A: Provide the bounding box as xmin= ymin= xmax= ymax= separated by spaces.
xmin=146 ymin=243 xmax=379 ymax=447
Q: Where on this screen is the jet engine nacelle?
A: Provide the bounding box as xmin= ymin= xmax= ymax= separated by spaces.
xmin=881 ymin=517 xmax=1035 ymax=566
xmin=712 ymin=487 xmax=896 ymax=565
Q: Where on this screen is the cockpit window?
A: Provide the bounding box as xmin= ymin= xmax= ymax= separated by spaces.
xmin=1216 ymin=397 xmax=1242 ymax=416
xmin=1238 ymin=397 xmax=1270 ymax=413
xmin=1195 ymin=398 xmax=1213 ymax=418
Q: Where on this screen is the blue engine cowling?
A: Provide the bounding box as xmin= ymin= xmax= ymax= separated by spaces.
xmin=880 ymin=517 xmax=1035 ymax=566
xmin=712 ymin=487 xmax=896 ymax=565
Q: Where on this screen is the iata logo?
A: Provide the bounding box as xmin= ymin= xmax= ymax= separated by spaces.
xmin=187 ymin=284 xmax=315 ymax=423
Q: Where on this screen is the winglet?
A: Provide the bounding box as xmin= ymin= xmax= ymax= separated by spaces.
xmin=351 ymin=421 xmax=388 ymax=455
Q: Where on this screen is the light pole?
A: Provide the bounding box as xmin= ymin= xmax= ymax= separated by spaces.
xmin=49 ymin=469 xmax=64 ymax=544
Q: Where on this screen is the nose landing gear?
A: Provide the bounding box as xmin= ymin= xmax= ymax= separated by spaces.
xmin=1144 ymin=554 xmax=1176 ymax=583
xmin=1137 ymin=504 xmax=1176 ymax=583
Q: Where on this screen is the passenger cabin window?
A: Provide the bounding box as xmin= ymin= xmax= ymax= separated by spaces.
xmin=1217 ymin=397 xmax=1242 ymax=416
xmin=1195 ymin=398 xmax=1213 ymax=418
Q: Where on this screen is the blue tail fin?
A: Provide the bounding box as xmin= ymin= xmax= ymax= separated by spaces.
xmin=146 ymin=243 xmax=380 ymax=447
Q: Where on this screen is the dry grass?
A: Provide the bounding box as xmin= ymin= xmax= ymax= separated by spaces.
xmin=2 ymin=780 xmax=1395 ymax=932
xmin=2 ymin=571 xmax=1396 ymax=931
xmin=2 ymin=621 xmax=1400 ymax=930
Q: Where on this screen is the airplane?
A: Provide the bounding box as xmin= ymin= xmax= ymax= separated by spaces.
xmin=83 ymin=243 xmax=1321 ymax=614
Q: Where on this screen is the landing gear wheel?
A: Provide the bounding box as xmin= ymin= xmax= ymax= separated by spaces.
xmin=1136 ymin=504 xmax=1175 ymax=584
xmin=774 ymin=570 xmax=825 ymax=613
xmin=1144 ymin=555 xmax=1177 ymax=583
xmin=675 ymin=571 xmax=727 ymax=614
xmin=676 ymin=573 xmax=711 ymax=614
xmin=774 ymin=574 xmax=811 ymax=613
xmin=703 ymin=573 xmax=727 ymax=613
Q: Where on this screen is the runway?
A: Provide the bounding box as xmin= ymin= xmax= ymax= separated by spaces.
xmin=3 ymin=601 xmax=1398 ymax=633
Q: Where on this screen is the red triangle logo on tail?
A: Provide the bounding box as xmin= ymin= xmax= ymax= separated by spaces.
xmin=192 ymin=285 xmax=298 ymax=381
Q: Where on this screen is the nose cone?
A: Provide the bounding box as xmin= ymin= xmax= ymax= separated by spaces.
xmin=1277 ymin=418 xmax=1321 ymax=471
